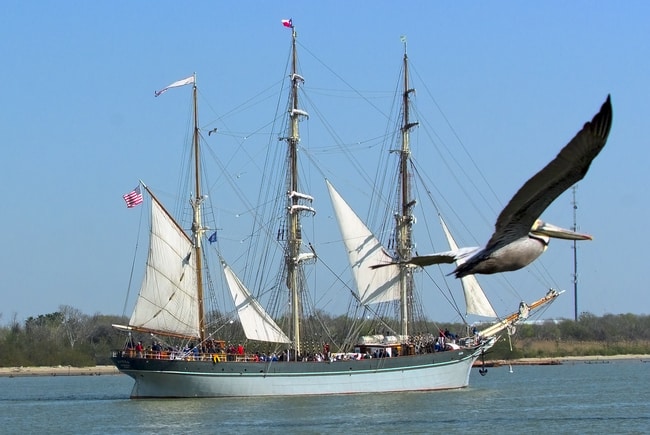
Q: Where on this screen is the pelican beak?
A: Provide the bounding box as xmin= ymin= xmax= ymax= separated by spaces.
xmin=531 ymin=221 xmax=592 ymax=240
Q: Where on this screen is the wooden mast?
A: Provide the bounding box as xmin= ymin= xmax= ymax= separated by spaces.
xmin=190 ymin=74 xmax=206 ymax=342
xmin=397 ymin=38 xmax=418 ymax=337
xmin=287 ymin=24 xmax=303 ymax=359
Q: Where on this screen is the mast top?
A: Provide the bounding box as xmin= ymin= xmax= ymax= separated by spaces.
xmin=282 ymin=18 xmax=296 ymax=36
xmin=400 ymin=35 xmax=407 ymax=55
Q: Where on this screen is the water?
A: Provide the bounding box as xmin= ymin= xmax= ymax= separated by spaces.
xmin=1 ymin=360 xmax=648 ymax=434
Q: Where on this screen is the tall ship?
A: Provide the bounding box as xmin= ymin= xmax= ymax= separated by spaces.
xmin=111 ymin=24 xmax=561 ymax=398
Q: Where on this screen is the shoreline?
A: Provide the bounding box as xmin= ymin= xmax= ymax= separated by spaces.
xmin=476 ymin=354 xmax=650 ymax=368
xmin=0 ymin=365 xmax=121 ymax=377
xmin=1 ymin=354 xmax=649 ymax=378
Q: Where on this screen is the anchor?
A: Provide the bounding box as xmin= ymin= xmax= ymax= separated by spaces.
xmin=479 ymin=349 xmax=488 ymax=376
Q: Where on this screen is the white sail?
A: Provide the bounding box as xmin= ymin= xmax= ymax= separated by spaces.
xmin=326 ymin=180 xmax=400 ymax=304
xmin=439 ymin=215 xmax=497 ymax=318
xmin=112 ymin=34 xmax=502 ymax=400
xmin=129 ymin=197 xmax=201 ymax=337
xmin=222 ymin=261 xmax=291 ymax=344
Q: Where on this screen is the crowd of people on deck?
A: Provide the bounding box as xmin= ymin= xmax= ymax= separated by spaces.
xmin=121 ymin=328 xmax=481 ymax=362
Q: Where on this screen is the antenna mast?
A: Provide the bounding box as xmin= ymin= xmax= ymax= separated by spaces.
xmin=572 ymin=185 xmax=578 ymax=322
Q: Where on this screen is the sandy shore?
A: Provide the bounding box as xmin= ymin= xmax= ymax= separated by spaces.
xmin=479 ymin=354 xmax=650 ymax=367
xmin=0 ymin=365 xmax=120 ymax=377
xmin=1 ymin=354 xmax=649 ymax=377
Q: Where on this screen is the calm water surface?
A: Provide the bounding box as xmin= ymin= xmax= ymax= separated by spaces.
xmin=1 ymin=359 xmax=648 ymax=434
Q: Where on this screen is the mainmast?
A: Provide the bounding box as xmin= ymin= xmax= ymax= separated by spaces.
xmin=284 ymin=24 xmax=312 ymax=360
xmin=396 ymin=39 xmax=418 ymax=337
xmin=190 ymin=74 xmax=206 ymax=342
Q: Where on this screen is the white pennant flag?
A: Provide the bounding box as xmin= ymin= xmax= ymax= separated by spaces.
xmin=154 ymin=75 xmax=195 ymax=97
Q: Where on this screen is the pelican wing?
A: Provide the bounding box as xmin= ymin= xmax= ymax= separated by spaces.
xmin=486 ymin=95 xmax=613 ymax=250
xmin=408 ymin=247 xmax=479 ymax=267
xmin=369 ymin=247 xmax=479 ymax=270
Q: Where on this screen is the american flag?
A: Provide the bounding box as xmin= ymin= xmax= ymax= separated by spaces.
xmin=123 ymin=185 xmax=143 ymax=208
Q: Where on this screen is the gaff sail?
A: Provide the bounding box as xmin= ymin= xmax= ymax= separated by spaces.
xmin=128 ymin=196 xmax=201 ymax=338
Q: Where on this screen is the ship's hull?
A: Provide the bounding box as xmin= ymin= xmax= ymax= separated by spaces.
xmin=112 ymin=344 xmax=489 ymax=398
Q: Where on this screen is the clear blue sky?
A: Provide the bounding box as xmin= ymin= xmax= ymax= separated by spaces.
xmin=2 ymin=1 xmax=648 ymax=323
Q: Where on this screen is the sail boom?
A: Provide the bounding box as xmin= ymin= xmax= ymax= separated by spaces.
xmin=111 ymin=324 xmax=199 ymax=340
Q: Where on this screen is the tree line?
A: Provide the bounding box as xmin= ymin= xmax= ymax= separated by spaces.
xmin=0 ymin=306 xmax=128 ymax=367
xmin=1 ymin=306 xmax=649 ymax=367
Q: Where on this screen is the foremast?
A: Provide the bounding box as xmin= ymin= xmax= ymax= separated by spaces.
xmin=396 ymin=40 xmax=419 ymax=337
xmin=190 ymin=74 xmax=206 ymax=342
xmin=116 ymin=74 xmax=206 ymax=342
xmin=283 ymin=25 xmax=313 ymax=360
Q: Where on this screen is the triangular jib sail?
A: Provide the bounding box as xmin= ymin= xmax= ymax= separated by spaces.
xmin=326 ymin=180 xmax=400 ymax=304
xmin=129 ymin=195 xmax=201 ymax=338
xmin=439 ymin=215 xmax=497 ymax=318
xmin=222 ymin=260 xmax=291 ymax=344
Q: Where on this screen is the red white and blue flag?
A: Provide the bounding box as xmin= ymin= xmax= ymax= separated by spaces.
xmin=123 ymin=185 xmax=143 ymax=208
xmin=281 ymin=18 xmax=293 ymax=28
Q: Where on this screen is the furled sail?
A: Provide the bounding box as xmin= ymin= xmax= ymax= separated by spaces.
xmin=439 ymin=215 xmax=497 ymax=318
xmin=129 ymin=197 xmax=201 ymax=337
xmin=326 ymin=180 xmax=400 ymax=304
xmin=222 ymin=260 xmax=291 ymax=344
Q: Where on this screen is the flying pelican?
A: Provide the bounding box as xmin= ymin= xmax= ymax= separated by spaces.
xmin=373 ymin=95 xmax=613 ymax=278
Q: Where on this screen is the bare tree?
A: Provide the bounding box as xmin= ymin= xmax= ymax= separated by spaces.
xmin=59 ymin=305 xmax=89 ymax=349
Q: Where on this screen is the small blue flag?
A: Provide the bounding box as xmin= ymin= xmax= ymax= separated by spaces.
xmin=208 ymin=232 xmax=217 ymax=244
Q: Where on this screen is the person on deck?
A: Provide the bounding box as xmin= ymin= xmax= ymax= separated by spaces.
xmin=135 ymin=341 xmax=144 ymax=358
